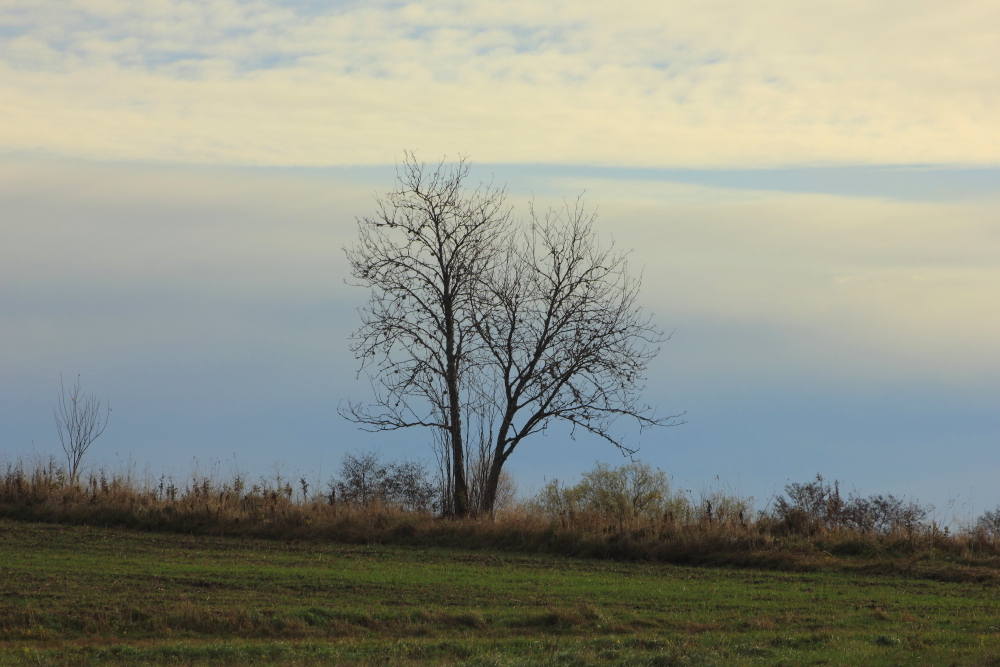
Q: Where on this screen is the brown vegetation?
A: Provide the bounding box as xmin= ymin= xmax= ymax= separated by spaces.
xmin=3 ymin=456 xmax=1000 ymax=575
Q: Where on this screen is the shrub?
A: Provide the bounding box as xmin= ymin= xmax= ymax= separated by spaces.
xmin=700 ymin=489 xmax=753 ymax=525
xmin=773 ymin=474 xmax=930 ymax=535
xmin=532 ymin=461 xmax=693 ymax=528
xmin=773 ymin=475 xmax=843 ymax=532
xmin=976 ymin=507 xmax=1000 ymax=539
xmin=842 ymin=493 xmax=928 ymax=534
xmin=332 ymin=451 xmax=438 ymax=512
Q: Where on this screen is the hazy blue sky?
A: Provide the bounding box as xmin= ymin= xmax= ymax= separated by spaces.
xmin=2 ymin=0 xmax=998 ymax=517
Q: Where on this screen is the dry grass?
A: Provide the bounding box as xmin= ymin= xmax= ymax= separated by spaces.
xmin=3 ymin=455 xmax=1000 ymax=573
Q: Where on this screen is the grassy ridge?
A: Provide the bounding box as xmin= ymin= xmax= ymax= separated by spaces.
xmin=3 ymin=520 xmax=1000 ymax=666
xmin=5 ymin=458 xmax=1000 ymax=576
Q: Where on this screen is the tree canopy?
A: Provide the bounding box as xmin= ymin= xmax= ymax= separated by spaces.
xmin=343 ymin=154 xmax=681 ymax=516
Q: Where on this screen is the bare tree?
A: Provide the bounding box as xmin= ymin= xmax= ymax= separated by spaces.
xmin=343 ymin=155 xmax=680 ymax=516
xmin=342 ymin=153 xmax=512 ymax=516
xmin=470 ymin=200 xmax=683 ymax=513
xmin=54 ymin=374 xmax=110 ymax=485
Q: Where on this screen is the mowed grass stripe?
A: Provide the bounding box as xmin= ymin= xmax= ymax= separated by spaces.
xmin=2 ymin=520 xmax=1000 ymax=665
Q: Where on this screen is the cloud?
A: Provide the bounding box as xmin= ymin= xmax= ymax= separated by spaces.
xmin=538 ymin=177 xmax=1000 ymax=386
xmin=4 ymin=158 xmax=997 ymax=393
xmin=1 ymin=0 xmax=998 ymax=166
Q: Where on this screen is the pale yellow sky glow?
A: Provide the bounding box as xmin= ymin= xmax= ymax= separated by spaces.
xmin=2 ymin=0 xmax=998 ymax=166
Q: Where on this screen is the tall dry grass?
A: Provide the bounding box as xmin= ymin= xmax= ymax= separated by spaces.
xmin=3 ymin=455 xmax=999 ymax=572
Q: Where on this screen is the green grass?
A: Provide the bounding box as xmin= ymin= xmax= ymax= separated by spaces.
xmin=2 ymin=520 xmax=1000 ymax=665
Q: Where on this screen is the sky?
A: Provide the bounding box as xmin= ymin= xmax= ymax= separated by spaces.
xmin=2 ymin=0 xmax=999 ymax=518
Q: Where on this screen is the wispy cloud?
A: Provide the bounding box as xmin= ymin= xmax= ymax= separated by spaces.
xmin=1 ymin=0 xmax=997 ymax=166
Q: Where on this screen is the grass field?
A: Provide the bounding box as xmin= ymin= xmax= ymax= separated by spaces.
xmin=2 ymin=520 xmax=1000 ymax=666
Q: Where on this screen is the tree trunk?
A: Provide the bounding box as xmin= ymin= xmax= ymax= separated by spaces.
xmin=451 ymin=437 xmax=469 ymax=517
xmin=447 ymin=390 xmax=469 ymax=515
xmin=445 ymin=297 xmax=469 ymax=517
xmin=482 ymin=451 xmax=506 ymax=516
